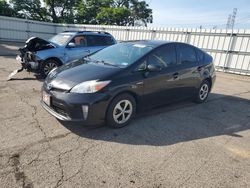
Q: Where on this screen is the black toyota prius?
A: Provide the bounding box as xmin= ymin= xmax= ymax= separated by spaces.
xmin=41 ymin=40 xmax=216 ymax=128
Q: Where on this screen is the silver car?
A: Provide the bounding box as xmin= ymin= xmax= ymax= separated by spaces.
xmin=16 ymin=31 xmax=117 ymax=77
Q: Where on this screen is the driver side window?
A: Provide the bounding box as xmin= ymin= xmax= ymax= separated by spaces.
xmin=135 ymin=44 xmax=177 ymax=71
xmin=136 ymin=56 xmax=164 ymax=72
xmin=70 ymin=35 xmax=87 ymax=47
xmin=147 ymin=53 xmax=166 ymax=68
xmin=147 ymin=44 xmax=177 ymax=69
xmin=137 ymin=60 xmax=147 ymax=71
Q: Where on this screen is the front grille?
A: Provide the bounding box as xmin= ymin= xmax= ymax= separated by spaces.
xmin=50 ymin=97 xmax=69 ymax=118
xmin=50 ymin=87 xmax=68 ymax=93
xmin=52 ymin=105 xmax=68 ymax=118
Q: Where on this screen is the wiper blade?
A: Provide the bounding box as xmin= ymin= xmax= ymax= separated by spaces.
xmin=82 ymin=56 xmax=92 ymax=61
xmin=96 ymin=60 xmax=120 ymax=67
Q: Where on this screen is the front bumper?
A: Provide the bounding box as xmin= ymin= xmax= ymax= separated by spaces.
xmin=41 ymin=86 xmax=111 ymax=125
xmin=41 ymin=101 xmax=71 ymax=121
xmin=16 ymin=53 xmax=41 ymax=72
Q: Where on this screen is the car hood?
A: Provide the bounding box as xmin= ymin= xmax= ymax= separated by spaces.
xmin=45 ymin=60 xmax=121 ymax=91
xmin=23 ymin=37 xmax=56 ymax=52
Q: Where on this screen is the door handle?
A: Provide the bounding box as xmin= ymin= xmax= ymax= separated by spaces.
xmin=173 ymin=72 xmax=179 ymax=79
xmin=131 ymin=81 xmax=143 ymax=89
xmin=136 ymin=81 xmax=144 ymax=85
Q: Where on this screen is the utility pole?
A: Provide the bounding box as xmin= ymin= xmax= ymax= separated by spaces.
xmin=231 ymin=8 xmax=237 ymax=30
xmin=226 ymin=8 xmax=237 ymax=30
xmin=226 ymin=14 xmax=232 ymax=29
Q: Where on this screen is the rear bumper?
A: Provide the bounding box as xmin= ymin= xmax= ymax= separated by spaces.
xmin=41 ymin=87 xmax=111 ymax=125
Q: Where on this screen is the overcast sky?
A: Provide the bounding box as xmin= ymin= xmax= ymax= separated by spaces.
xmin=147 ymin=0 xmax=250 ymax=29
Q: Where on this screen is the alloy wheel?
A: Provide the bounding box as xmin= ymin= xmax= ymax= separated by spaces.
xmin=113 ymin=100 xmax=133 ymax=124
xmin=43 ymin=61 xmax=58 ymax=75
xmin=199 ymin=83 xmax=209 ymax=100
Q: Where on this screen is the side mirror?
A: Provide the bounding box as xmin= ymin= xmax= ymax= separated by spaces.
xmin=67 ymin=42 xmax=76 ymax=48
xmin=147 ymin=64 xmax=162 ymax=72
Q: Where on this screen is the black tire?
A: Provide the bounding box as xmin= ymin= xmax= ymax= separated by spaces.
xmin=106 ymin=94 xmax=136 ymax=128
xmin=40 ymin=59 xmax=60 ymax=78
xmin=194 ymin=80 xmax=211 ymax=103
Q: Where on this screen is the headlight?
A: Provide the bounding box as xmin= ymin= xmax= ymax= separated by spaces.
xmin=47 ymin=67 xmax=57 ymax=78
xmin=49 ymin=67 xmax=57 ymax=74
xmin=70 ymin=80 xmax=111 ymax=93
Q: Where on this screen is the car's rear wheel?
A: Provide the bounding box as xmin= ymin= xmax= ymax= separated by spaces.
xmin=195 ymin=80 xmax=211 ymax=103
xmin=106 ymin=94 xmax=136 ymax=128
xmin=41 ymin=59 xmax=60 ymax=78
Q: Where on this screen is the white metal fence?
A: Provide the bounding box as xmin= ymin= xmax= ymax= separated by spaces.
xmin=1 ymin=16 xmax=250 ymax=75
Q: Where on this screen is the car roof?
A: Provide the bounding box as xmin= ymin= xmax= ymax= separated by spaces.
xmin=122 ymin=40 xmax=172 ymax=47
xmin=122 ymin=40 xmax=202 ymax=50
xmin=60 ymin=31 xmax=112 ymax=36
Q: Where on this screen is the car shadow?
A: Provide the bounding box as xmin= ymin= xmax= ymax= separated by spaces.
xmin=9 ymin=74 xmax=44 ymax=82
xmin=59 ymin=93 xmax=250 ymax=146
xmin=0 ymin=41 xmax=24 ymax=57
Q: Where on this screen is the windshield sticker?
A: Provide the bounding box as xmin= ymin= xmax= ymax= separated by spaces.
xmin=133 ymin=44 xmax=147 ymax=48
xmin=121 ymin=62 xmax=129 ymax=66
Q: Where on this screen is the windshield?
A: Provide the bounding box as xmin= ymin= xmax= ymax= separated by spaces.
xmin=49 ymin=34 xmax=72 ymax=46
xmin=89 ymin=43 xmax=153 ymax=67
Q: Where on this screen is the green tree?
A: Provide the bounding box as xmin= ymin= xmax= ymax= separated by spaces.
xmin=11 ymin=0 xmax=49 ymax=21
xmin=96 ymin=7 xmax=131 ymax=25
xmin=2 ymin=0 xmax=153 ymax=26
xmin=76 ymin=0 xmax=113 ymax=24
xmin=116 ymin=0 xmax=153 ymax=26
xmin=0 ymin=0 xmax=17 ymax=17
xmin=10 ymin=0 xmax=79 ymax=23
xmin=43 ymin=0 xmax=79 ymax=23
xmin=77 ymin=0 xmax=153 ymax=26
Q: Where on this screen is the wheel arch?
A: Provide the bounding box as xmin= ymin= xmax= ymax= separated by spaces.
xmin=40 ymin=57 xmax=63 ymax=77
xmin=44 ymin=57 xmax=63 ymax=66
xmin=203 ymin=77 xmax=212 ymax=91
xmin=105 ymin=90 xmax=139 ymax=119
xmin=112 ymin=90 xmax=138 ymax=105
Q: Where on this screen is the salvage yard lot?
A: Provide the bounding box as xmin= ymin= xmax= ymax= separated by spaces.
xmin=0 ymin=49 xmax=250 ymax=187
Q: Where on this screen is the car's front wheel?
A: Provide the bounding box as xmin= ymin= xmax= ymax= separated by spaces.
xmin=106 ymin=94 xmax=136 ymax=128
xmin=195 ymin=80 xmax=211 ymax=103
xmin=41 ymin=59 xmax=60 ymax=78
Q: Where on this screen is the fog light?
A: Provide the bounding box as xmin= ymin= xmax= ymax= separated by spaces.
xmin=82 ymin=105 xmax=89 ymax=120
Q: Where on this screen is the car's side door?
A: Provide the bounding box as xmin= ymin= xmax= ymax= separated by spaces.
xmin=141 ymin=44 xmax=179 ymax=109
xmin=64 ymin=35 xmax=91 ymax=62
xmin=174 ymin=43 xmax=201 ymax=99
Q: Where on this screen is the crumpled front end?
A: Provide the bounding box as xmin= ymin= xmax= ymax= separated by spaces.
xmin=18 ymin=37 xmax=56 ymax=72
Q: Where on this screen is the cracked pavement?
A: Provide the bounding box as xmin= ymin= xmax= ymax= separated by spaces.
xmin=0 ymin=46 xmax=250 ymax=187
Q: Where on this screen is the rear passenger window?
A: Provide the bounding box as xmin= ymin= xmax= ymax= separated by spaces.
xmin=104 ymin=36 xmax=115 ymax=45
xmin=147 ymin=44 xmax=176 ymax=68
xmin=176 ymin=44 xmax=197 ymax=67
xmin=86 ymin=35 xmax=115 ymax=46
